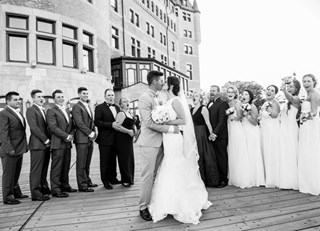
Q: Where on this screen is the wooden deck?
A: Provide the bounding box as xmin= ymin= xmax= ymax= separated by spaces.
xmin=1 ymin=144 xmax=320 ymax=231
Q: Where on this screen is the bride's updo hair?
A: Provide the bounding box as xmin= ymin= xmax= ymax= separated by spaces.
xmin=167 ymin=76 xmax=180 ymax=96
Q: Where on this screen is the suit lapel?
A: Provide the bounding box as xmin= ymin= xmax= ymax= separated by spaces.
xmin=33 ymin=105 xmax=46 ymax=123
xmin=6 ymin=107 xmax=25 ymax=127
xmin=103 ymin=102 xmax=115 ymax=119
xmin=54 ymin=105 xmax=69 ymax=123
xmin=78 ymin=101 xmax=92 ymax=119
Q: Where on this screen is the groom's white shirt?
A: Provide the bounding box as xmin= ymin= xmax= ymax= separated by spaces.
xmin=136 ymin=89 xmax=170 ymax=148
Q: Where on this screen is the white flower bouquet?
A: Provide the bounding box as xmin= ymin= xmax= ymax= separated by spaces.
xmin=261 ymin=101 xmax=272 ymax=111
xmin=241 ymin=103 xmax=251 ymax=112
xmin=282 ymin=76 xmax=293 ymax=85
xmin=151 ymin=105 xmax=171 ymax=124
xmin=300 ymin=111 xmax=313 ymax=125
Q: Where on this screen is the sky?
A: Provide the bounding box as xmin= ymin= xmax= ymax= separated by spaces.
xmin=197 ymin=0 xmax=320 ymax=92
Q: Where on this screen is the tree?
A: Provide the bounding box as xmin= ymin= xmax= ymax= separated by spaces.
xmin=222 ymin=80 xmax=265 ymax=110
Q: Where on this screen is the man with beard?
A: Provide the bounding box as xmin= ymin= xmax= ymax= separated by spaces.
xmin=207 ymin=85 xmax=229 ymax=188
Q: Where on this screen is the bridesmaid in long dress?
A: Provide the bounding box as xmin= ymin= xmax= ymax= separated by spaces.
xmin=191 ymin=92 xmax=220 ymax=187
xmin=241 ymin=90 xmax=265 ymax=187
xmin=298 ymin=74 xmax=320 ymax=195
xmin=115 ymin=98 xmax=136 ymax=187
xmin=260 ymin=85 xmax=281 ymax=188
xmin=279 ymin=79 xmax=301 ymax=190
xmin=226 ymin=85 xmax=251 ymax=189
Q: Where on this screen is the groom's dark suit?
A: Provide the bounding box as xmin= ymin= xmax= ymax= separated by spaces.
xmin=207 ymin=97 xmax=229 ymax=184
xmin=94 ymin=102 xmax=120 ymax=186
xmin=0 ymin=107 xmax=28 ymax=203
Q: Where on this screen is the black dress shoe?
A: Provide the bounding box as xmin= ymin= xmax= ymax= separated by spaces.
xmin=88 ymin=183 xmax=98 ymax=187
xmin=41 ymin=187 xmax=52 ymax=195
xmin=122 ymin=183 xmax=131 ymax=187
xmin=140 ymin=208 xmax=152 ymax=221
xmin=62 ymin=187 xmax=77 ymax=193
xmin=217 ymin=181 xmax=228 ymax=188
xmin=79 ymin=188 xmax=94 ymax=192
xmin=104 ymin=183 xmax=113 ymax=190
xmin=15 ymin=194 xmax=29 ymax=199
xmin=32 ymin=195 xmax=50 ymax=201
xmin=4 ymin=199 xmax=20 ymax=205
xmin=110 ymin=179 xmax=121 ymax=185
xmin=52 ymin=192 xmax=69 ymax=198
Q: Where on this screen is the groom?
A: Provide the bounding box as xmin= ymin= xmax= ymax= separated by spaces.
xmin=137 ymin=71 xmax=179 ymax=221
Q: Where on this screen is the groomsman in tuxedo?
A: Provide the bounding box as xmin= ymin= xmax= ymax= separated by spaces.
xmin=26 ymin=89 xmax=51 ymax=201
xmin=0 ymin=92 xmax=28 ymax=205
xmin=94 ymin=89 xmax=121 ymax=190
xmin=72 ymin=87 xmax=97 ymax=192
xmin=207 ymin=85 xmax=229 ymax=188
xmin=47 ymin=89 xmax=76 ymax=198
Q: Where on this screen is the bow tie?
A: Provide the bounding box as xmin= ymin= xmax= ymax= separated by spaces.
xmin=107 ymin=103 xmax=115 ymax=107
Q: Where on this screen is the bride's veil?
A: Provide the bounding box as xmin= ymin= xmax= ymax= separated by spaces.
xmin=178 ymin=89 xmax=200 ymax=173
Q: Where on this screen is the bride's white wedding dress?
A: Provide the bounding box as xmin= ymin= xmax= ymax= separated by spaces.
xmin=148 ymin=97 xmax=212 ymax=225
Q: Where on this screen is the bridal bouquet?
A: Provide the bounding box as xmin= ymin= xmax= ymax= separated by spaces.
xmin=241 ymin=103 xmax=251 ymax=112
xmin=151 ymin=105 xmax=171 ymax=124
xmin=225 ymin=107 xmax=235 ymax=116
xmin=282 ymin=76 xmax=293 ymax=85
xmin=300 ymin=111 xmax=313 ymax=125
xmin=261 ymin=101 xmax=272 ymax=111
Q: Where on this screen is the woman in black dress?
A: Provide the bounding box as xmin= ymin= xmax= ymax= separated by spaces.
xmin=115 ymin=98 xmax=136 ymax=187
xmin=191 ymin=92 xmax=220 ymax=187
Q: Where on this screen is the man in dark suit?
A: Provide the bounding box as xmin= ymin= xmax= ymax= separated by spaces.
xmin=0 ymin=91 xmax=28 ymax=205
xmin=26 ymin=89 xmax=51 ymax=201
xmin=207 ymin=85 xmax=229 ymax=188
xmin=94 ymin=89 xmax=121 ymax=190
xmin=72 ymin=87 xmax=97 ymax=192
xmin=47 ymin=89 xmax=76 ymax=198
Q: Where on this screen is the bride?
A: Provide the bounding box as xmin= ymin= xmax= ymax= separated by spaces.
xmin=148 ymin=76 xmax=212 ymax=224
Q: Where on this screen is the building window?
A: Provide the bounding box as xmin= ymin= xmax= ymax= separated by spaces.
xmin=6 ymin=14 xmax=28 ymax=30
xmin=151 ymin=1 xmax=154 ymax=12
xmin=130 ymin=9 xmax=134 ymax=23
xmin=163 ymin=35 xmax=166 ymax=46
xmin=131 ymin=38 xmax=141 ymax=57
xmin=164 ymin=13 xmax=166 ymax=23
xmin=83 ymin=47 xmax=94 ymax=72
xmin=63 ymin=41 xmax=77 ymax=68
xmin=172 ymin=41 xmax=175 ymax=52
xmin=139 ymin=63 xmax=150 ymax=83
xmin=146 ymin=22 xmax=150 ymax=35
xmin=87 ymin=0 xmax=92 ymax=3
xmin=183 ymin=30 xmax=187 ymax=37
xmin=151 ymin=26 xmax=154 ymax=37
xmin=125 ymin=63 xmax=137 ymax=86
xmin=147 ymin=47 xmax=151 ymax=58
xmin=111 ymin=0 xmax=118 ymax=12
xmin=6 ymin=14 xmax=29 ymax=63
xmin=83 ymin=31 xmax=93 ymax=45
xmin=7 ymin=34 xmax=28 ymax=62
xmin=135 ymin=13 xmax=139 ymax=27
xmin=152 ymin=49 xmax=156 ymax=59
xmin=37 ymin=36 xmax=55 ymax=65
xmin=156 ymin=6 xmax=159 ymax=16
xmin=172 ymin=61 xmax=176 ymax=69
xmin=111 ymin=26 xmax=119 ymax=49
xmin=160 ymin=10 xmax=162 ymax=20
xmin=184 ymin=45 xmax=193 ymax=55
xmin=183 ymin=0 xmax=187 ymax=6
xmin=161 ymin=54 xmax=167 ymax=64
xmin=188 ymin=31 xmax=192 ymax=38
xmin=62 ymin=24 xmax=77 ymax=39
xmin=129 ymin=100 xmax=139 ymax=116
xmin=36 ymin=18 xmax=55 ymax=34
xmin=147 ymin=0 xmax=150 ymax=8
xmin=186 ymin=64 xmax=193 ymax=80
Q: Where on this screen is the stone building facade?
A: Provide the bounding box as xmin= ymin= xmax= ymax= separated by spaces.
xmin=0 ymin=0 xmax=201 ymax=115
